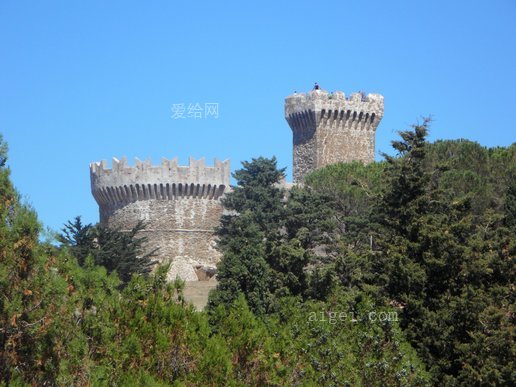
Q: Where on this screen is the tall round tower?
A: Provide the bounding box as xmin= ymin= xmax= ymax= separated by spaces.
xmin=90 ymin=156 xmax=230 ymax=281
xmin=285 ymin=88 xmax=384 ymax=182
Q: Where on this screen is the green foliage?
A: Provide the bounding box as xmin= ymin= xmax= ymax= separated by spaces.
xmin=305 ymin=161 xmax=386 ymax=293
xmin=1 ymin=130 xmax=513 ymax=385
xmin=59 ymin=216 xmax=157 ymax=284
xmin=329 ymin=122 xmax=515 ymax=384
xmin=299 ymin=124 xmax=515 ymax=384
xmin=222 ymin=156 xmax=286 ymax=234
xmin=210 ymin=156 xmax=338 ymax=314
xmin=209 ymin=211 xmax=272 ymax=315
xmin=209 ymin=157 xmax=285 ymax=314
xmin=265 ymin=293 xmax=430 ymax=385
xmin=306 ymin=160 xmax=385 ymax=219
xmin=0 ymin=134 xmax=7 ymax=167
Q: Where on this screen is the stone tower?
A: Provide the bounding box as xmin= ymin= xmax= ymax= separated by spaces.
xmin=285 ymin=87 xmax=384 ymax=182
xmin=90 ymin=156 xmax=230 ymax=281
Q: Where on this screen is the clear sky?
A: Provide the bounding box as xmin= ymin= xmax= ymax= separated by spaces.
xmin=1 ymin=0 xmax=515 ymax=233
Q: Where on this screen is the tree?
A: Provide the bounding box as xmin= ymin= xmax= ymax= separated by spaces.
xmin=210 ymin=157 xmax=339 ymax=314
xmin=0 ymin=135 xmax=76 ymax=384
xmin=221 ymin=156 xmax=286 ymax=235
xmin=209 ymin=157 xmax=285 ymax=314
xmin=305 ymin=161 xmax=385 ymax=293
xmin=0 ymin=134 xmax=7 ymax=167
xmin=281 ymin=186 xmax=337 ymax=299
xmin=362 ymin=121 xmax=515 ymax=383
xmin=59 ymin=217 xmax=157 ymax=284
xmin=208 ymin=211 xmax=272 ymax=315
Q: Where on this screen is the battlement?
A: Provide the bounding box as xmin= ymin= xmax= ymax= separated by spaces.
xmin=285 ymin=88 xmax=384 ymax=182
xmin=87 ymin=85 xmax=384 ymax=281
xmin=90 ymin=157 xmax=230 ymax=206
xmin=285 ymin=89 xmax=384 ymax=129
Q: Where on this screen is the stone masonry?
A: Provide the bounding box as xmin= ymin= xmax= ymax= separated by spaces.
xmin=90 ymin=86 xmax=384 ymax=282
xmin=90 ymin=156 xmax=230 ymax=281
xmin=285 ymin=88 xmax=384 ymax=182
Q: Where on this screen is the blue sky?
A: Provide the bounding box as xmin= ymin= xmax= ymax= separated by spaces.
xmin=1 ymin=0 xmax=515 ymax=233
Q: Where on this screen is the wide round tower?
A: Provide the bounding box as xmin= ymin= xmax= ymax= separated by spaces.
xmin=285 ymin=88 xmax=384 ymax=182
xmin=90 ymin=156 xmax=230 ymax=281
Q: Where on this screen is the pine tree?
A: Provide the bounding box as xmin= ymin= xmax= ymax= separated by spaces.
xmin=209 ymin=211 xmax=272 ymax=315
xmin=366 ymin=122 xmax=515 ymax=383
xmin=210 ymin=157 xmax=340 ymax=313
xmin=59 ymin=217 xmax=157 ymax=284
xmin=0 ymin=135 xmax=79 ymax=384
xmin=209 ymin=157 xmax=285 ymax=314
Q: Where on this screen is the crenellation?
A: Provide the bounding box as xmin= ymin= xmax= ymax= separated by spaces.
xmin=90 ymin=157 xmax=230 ymax=187
xmin=90 ymin=85 xmax=384 ymax=282
xmin=285 ymin=87 xmax=384 ymax=182
xmin=90 ymin=157 xmax=231 ymax=281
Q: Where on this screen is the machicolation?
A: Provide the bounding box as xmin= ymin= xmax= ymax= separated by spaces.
xmin=90 ymin=156 xmax=230 ymax=281
xmin=285 ymin=88 xmax=384 ymax=182
xmin=90 ymin=86 xmax=384 ymax=281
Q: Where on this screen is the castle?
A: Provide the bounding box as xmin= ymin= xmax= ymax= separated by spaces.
xmin=90 ymin=87 xmax=384 ymax=281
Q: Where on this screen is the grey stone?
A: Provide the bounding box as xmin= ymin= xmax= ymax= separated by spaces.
xmin=90 ymin=157 xmax=230 ymax=281
xmin=89 ymin=86 xmax=384 ymax=282
xmin=285 ymin=88 xmax=384 ymax=182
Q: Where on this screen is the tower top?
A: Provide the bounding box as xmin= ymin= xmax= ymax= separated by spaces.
xmin=285 ymin=88 xmax=384 ymax=182
xmin=285 ymin=89 xmax=384 ymax=120
xmin=90 ymin=156 xmax=231 ymax=206
xmin=90 ymin=156 xmax=230 ymax=187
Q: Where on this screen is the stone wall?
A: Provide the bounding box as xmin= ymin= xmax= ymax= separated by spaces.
xmin=285 ymin=89 xmax=384 ymax=182
xmin=89 ymin=86 xmax=383 ymax=282
xmin=90 ymin=156 xmax=230 ymax=281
